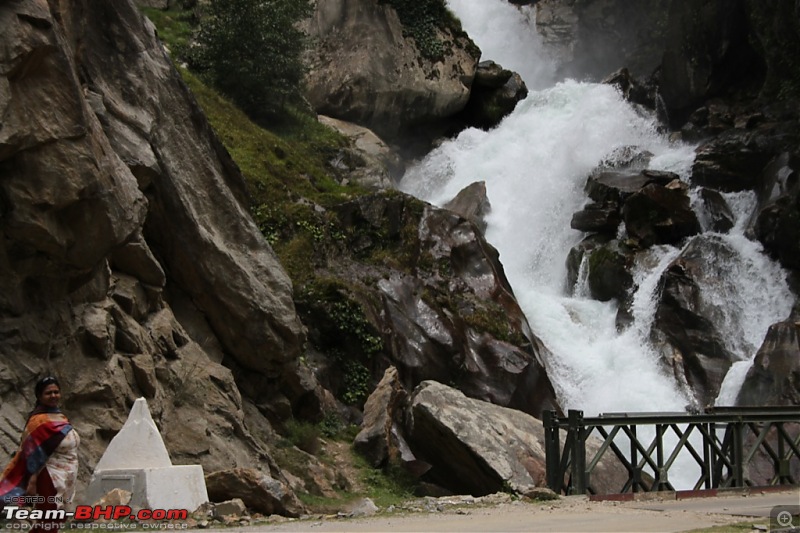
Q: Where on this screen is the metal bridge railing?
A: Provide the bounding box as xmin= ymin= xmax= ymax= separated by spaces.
xmin=544 ymin=407 xmax=800 ymax=495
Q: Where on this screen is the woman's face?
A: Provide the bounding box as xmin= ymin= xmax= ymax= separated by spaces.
xmin=39 ymin=384 xmax=61 ymax=408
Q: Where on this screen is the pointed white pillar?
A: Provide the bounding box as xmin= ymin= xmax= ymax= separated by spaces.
xmin=85 ymin=398 xmax=209 ymax=512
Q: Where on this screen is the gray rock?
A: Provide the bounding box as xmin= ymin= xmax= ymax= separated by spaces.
xmin=651 ymin=236 xmax=739 ymax=406
xmin=444 ymin=181 xmax=492 ymax=233
xmin=353 ymin=366 xmax=407 ymax=467
xmin=622 ymin=181 xmax=701 ymax=247
xmin=214 ymin=498 xmax=247 ymax=518
xmin=347 ymin=497 xmax=379 ymax=517
xmin=303 ymin=0 xmax=479 ymax=142
xmin=205 ymin=468 xmax=305 ymax=518
xmin=318 ymin=115 xmax=402 ymax=188
xmin=405 ymin=381 xmax=626 ymax=496
xmin=737 ymin=318 xmax=800 ymax=407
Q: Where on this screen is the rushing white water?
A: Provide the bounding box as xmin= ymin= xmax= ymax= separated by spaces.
xmin=704 ymin=192 xmax=795 ymax=404
xmin=445 ymin=1 xmax=556 ymax=89
xmin=401 ymin=0 xmax=794 ymax=420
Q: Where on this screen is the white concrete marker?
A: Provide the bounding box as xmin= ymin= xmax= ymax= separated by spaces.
xmin=85 ymin=398 xmax=209 ymax=512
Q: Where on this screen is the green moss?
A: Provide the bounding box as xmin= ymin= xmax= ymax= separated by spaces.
xmin=587 ymin=245 xmax=616 ymax=272
xmin=298 ymin=278 xmax=383 ymax=359
xmin=284 ymin=419 xmax=322 ymax=455
xmin=141 ymin=7 xmax=195 ymax=59
xmin=380 ymin=0 xmax=476 ymax=60
xmin=353 ymin=455 xmax=417 ymax=508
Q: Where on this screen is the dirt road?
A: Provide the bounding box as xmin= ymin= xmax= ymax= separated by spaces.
xmin=225 ymin=489 xmax=799 ymax=533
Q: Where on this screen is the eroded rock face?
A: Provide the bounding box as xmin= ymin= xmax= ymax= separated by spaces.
xmin=660 ymin=0 xmax=765 ymax=128
xmin=71 ymin=0 xmax=305 ymax=377
xmin=303 ymin=0 xmax=479 ymax=143
xmin=535 ymin=0 xmax=671 ymax=80
xmin=651 ymin=236 xmax=739 ymax=407
xmin=301 ymin=191 xmax=560 ymax=419
xmin=737 ymin=318 xmax=800 ymax=407
xmin=404 ymin=381 xmax=625 ymax=496
xmin=0 ymin=0 xmax=305 ymax=506
xmin=205 ymin=468 xmax=304 ymax=517
xmin=457 ymin=61 xmax=528 ymax=130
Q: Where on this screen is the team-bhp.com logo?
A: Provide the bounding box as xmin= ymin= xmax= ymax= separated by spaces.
xmin=2 ymin=505 xmax=188 ymax=529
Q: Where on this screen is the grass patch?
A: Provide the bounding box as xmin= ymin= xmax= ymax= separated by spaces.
xmin=353 ymin=454 xmax=417 ymax=509
xmin=141 ymin=7 xmax=195 ymax=59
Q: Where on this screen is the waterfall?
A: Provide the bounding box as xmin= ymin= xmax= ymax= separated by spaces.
xmin=400 ymin=0 xmax=793 ymax=417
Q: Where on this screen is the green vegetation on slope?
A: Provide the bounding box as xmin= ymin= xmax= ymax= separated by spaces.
xmin=190 ymin=0 xmax=313 ymax=120
xmin=380 ymin=0 xmax=479 ymax=60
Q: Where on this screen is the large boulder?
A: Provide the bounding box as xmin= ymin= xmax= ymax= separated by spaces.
xmin=404 ymin=381 xmax=625 ymax=496
xmin=317 ymin=115 xmax=402 ymax=189
xmin=621 ymin=180 xmax=701 ymax=247
xmin=303 ymin=0 xmax=479 ymax=144
xmin=737 ymin=318 xmax=800 ymax=407
xmin=72 ymin=0 xmax=305 ymax=377
xmin=205 ymin=468 xmax=304 ymax=517
xmin=298 ymin=191 xmax=560 ymax=418
xmin=456 ymin=61 xmax=528 ymax=130
xmin=651 ymin=236 xmax=740 ymax=406
xmin=0 ymin=0 xmax=306 ymax=509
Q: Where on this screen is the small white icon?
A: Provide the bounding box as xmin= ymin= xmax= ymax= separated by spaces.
xmin=776 ymin=510 xmax=794 ymax=527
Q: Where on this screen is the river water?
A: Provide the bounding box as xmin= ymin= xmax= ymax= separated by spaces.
xmin=399 ymin=0 xmax=793 ymax=418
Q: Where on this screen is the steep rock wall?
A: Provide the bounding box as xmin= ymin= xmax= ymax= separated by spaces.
xmin=303 ymin=0 xmax=479 ymax=145
xmin=0 ymin=0 xmax=304 ymax=500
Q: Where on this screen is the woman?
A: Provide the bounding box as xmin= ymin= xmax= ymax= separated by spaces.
xmin=0 ymin=376 xmax=80 ymax=530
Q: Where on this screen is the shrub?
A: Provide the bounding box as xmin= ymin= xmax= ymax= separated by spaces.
xmin=190 ymin=0 xmax=313 ymax=120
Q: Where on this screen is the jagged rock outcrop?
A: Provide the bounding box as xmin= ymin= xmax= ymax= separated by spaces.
xmin=754 ymin=152 xmax=800 ymax=271
xmin=205 ymin=468 xmax=304 ymax=517
xmin=456 ymin=61 xmax=529 ymax=130
xmin=660 ymin=0 xmax=765 ymax=128
xmin=303 ymin=0 xmax=479 ymax=144
xmin=0 ymin=0 xmax=306 ymax=505
xmin=444 ymin=181 xmax=492 ymax=233
xmin=568 ymin=168 xmax=698 ymax=303
xmin=737 ymin=316 xmax=800 ymax=407
xmin=353 ymin=366 xmax=416 ymax=470
xmin=403 ymin=381 xmax=626 ymax=496
xmin=298 ymin=191 xmax=559 ymax=419
xmin=651 ymin=236 xmax=738 ymax=406
xmin=317 ymin=116 xmax=402 ymax=189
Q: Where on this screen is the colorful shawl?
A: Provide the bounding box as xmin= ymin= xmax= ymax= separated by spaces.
xmin=0 ymin=407 xmax=72 ymax=505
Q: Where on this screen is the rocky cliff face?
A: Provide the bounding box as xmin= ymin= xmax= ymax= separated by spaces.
xmin=0 ymin=0 xmax=305 ymax=500
xmin=303 ymin=0 xmax=479 ymax=147
xmin=535 ymin=0 xmax=672 ymax=80
xmin=1 ymin=0 xmax=563 ymax=510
